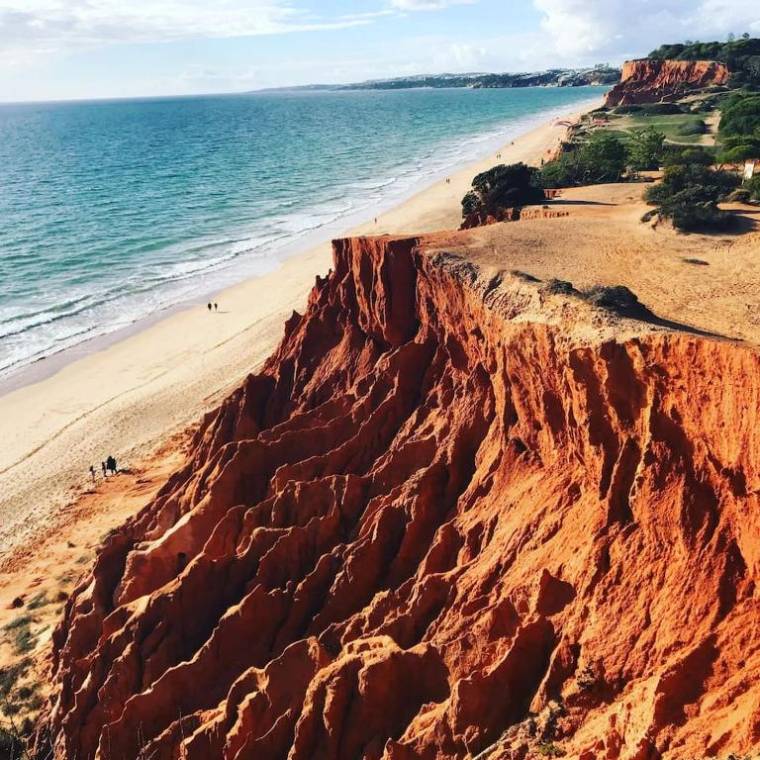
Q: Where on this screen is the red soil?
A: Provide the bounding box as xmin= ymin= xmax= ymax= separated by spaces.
xmin=40 ymin=236 xmax=760 ymax=759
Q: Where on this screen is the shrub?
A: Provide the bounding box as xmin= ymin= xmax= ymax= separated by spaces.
xmin=627 ymin=127 xmax=666 ymax=171
xmin=0 ymin=727 xmax=24 ymax=758
xmin=641 ymin=102 xmax=683 ymax=115
xmin=691 ymin=96 xmax=723 ymax=113
xmin=26 ymin=592 xmax=48 ymax=611
xmin=538 ymin=742 xmax=566 ymax=757
xmin=541 ymin=134 xmax=628 ymax=187
xmin=719 ymin=93 xmax=760 ymax=138
xmin=676 ymin=119 xmax=707 ymax=136
xmin=0 ymin=662 xmax=30 ymax=701
xmin=613 ymin=104 xmax=643 ymax=114
xmin=3 ymin=615 xmax=36 ymax=656
xmin=461 ymin=162 xmax=545 ymax=219
xmin=721 ymin=144 xmax=760 ymax=162
xmin=646 ymin=164 xmax=738 ymax=203
xmin=12 ymin=625 xmax=35 ymax=656
xmin=745 ymin=175 xmax=760 ymax=200
xmin=461 ymin=191 xmax=480 ymax=216
xmin=539 ymin=156 xmax=574 ymax=188
xmin=585 ymin=285 xmax=647 ymax=317
xmin=542 ymin=279 xmax=578 ymax=296
xmin=581 ymin=134 xmax=629 ymax=181
xmin=615 ymin=103 xmax=682 ymax=115
xmin=662 ymin=145 xmax=715 ymax=166
xmin=576 ymin=662 xmax=599 ymax=691
xmin=645 ymin=163 xmax=740 ymax=231
xmin=13 ymin=685 xmax=36 ymax=702
xmin=718 ymin=134 xmax=760 ymax=163
xmin=2 ymin=615 xmax=32 ymax=632
xmin=658 ymin=188 xmax=733 ymax=230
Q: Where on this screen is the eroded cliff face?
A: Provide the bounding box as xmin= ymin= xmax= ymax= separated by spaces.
xmin=605 ymin=58 xmax=729 ymax=106
xmin=42 ymin=236 xmax=760 ymax=760
xmin=460 ymin=206 xmax=570 ymax=230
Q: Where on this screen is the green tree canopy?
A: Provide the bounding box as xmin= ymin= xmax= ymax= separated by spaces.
xmin=540 ymin=134 xmax=628 ymax=187
xmin=720 ymin=94 xmax=760 ymax=137
xmin=648 ymin=37 xmax=760 ymax=86
xmin=461 ymin=162 xmax=545 ymax=219
xmin=628 ymin=127 xmax=666 ymax=171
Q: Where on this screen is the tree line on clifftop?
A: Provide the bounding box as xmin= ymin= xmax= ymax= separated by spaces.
xmin=649 ymin=35 xmax=760 ymax=88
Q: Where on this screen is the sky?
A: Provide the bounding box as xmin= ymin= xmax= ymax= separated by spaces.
xmin=0 ymin=0 xmax=759 ymax=102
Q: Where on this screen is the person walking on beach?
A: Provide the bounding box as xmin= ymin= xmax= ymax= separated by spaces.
xmin=214 ymin=302 xmax=218 ymax=312
xmin=89 ymin=465 xmax=96 ymax=484
xmin=106 ymin=455 xmax=117 ymax=475
xmin=101 ymin=461 xmax=107 ymax=478
xmin=207 ymin=302 xmax=212 ymax=312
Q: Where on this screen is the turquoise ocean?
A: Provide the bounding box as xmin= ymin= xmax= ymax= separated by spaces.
xmin=0 ymin=86 xmax=602 ymax=382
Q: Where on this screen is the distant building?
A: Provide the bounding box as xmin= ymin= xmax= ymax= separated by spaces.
xmin=744 ymin=159 xmax=758 ymax=181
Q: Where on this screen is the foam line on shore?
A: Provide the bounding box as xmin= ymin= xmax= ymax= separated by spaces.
xmin=0 ymin=95 xmax=601 ymax=387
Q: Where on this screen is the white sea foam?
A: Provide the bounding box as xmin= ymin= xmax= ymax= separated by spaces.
xmin=0 ymin=90 xmax=604 ymax=383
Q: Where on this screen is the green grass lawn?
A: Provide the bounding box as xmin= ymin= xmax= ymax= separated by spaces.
xmin=592 ymin=112 xmax=716 ymax=146
xmin=621 ymin=114 xmax=710 ymax=143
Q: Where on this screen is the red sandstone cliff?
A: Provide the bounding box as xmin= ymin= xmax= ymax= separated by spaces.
xmin=39 ymin=236 xmax=760 ymax=759
xmin=605 ymin=58 xmax=729 ymax=106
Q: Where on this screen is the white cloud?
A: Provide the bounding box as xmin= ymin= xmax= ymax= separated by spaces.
xmin=0 ymin=0 xmax=482 ymax=69
xmin=534 ymin=0 xmax=760 ymax=60
xmin=390 ymin=0 xmax=476 ymax=10
xmin=0 ymin=0 xmax=375 ymax=64
xmin=4 ymin=0 xmax=760 ymax=100
xmin=447 ymin=42 xmax=487 ymax=69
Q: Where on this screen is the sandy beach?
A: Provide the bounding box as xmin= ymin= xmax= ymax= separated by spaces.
xmin=0 ymin=105 xmax=592 ymax=558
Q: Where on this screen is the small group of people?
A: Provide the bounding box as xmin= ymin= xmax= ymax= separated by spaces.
xmin=89 ymin=454 xmax=118 ymax=483
xmin=207 ymin=302 xmax=219 ymax=312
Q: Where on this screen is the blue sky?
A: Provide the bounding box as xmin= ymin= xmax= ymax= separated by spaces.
xmin=1 ymin=0 xmax=758 ymax=102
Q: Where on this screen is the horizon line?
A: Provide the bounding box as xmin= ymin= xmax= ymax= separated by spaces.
xmin=0 ymin=65 xmax=620 ymax=107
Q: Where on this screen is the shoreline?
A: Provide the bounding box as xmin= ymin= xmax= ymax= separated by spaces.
xmin=0 ymin=94 xmax=602 ymax=398
xmin=0 ymin=99 xmax=599 ymax=556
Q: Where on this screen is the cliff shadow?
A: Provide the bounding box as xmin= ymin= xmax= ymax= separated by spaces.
xmin=586 ymin=285 xmax=733 ymax=340
xmin=542 ymin=281 xmax=735 ymax=341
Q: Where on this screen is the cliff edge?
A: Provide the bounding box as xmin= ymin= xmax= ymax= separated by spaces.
xmin=40 ymin=234 xmax=760 ymax=759
xmin=605 ymin=58 xmax=729 ymax=106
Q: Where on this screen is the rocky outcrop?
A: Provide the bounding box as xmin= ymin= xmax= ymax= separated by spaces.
xmin=40 ymin=235 xmax=760 ymax=759
xmin=605 ymin=58 xmax=730 ymax=106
